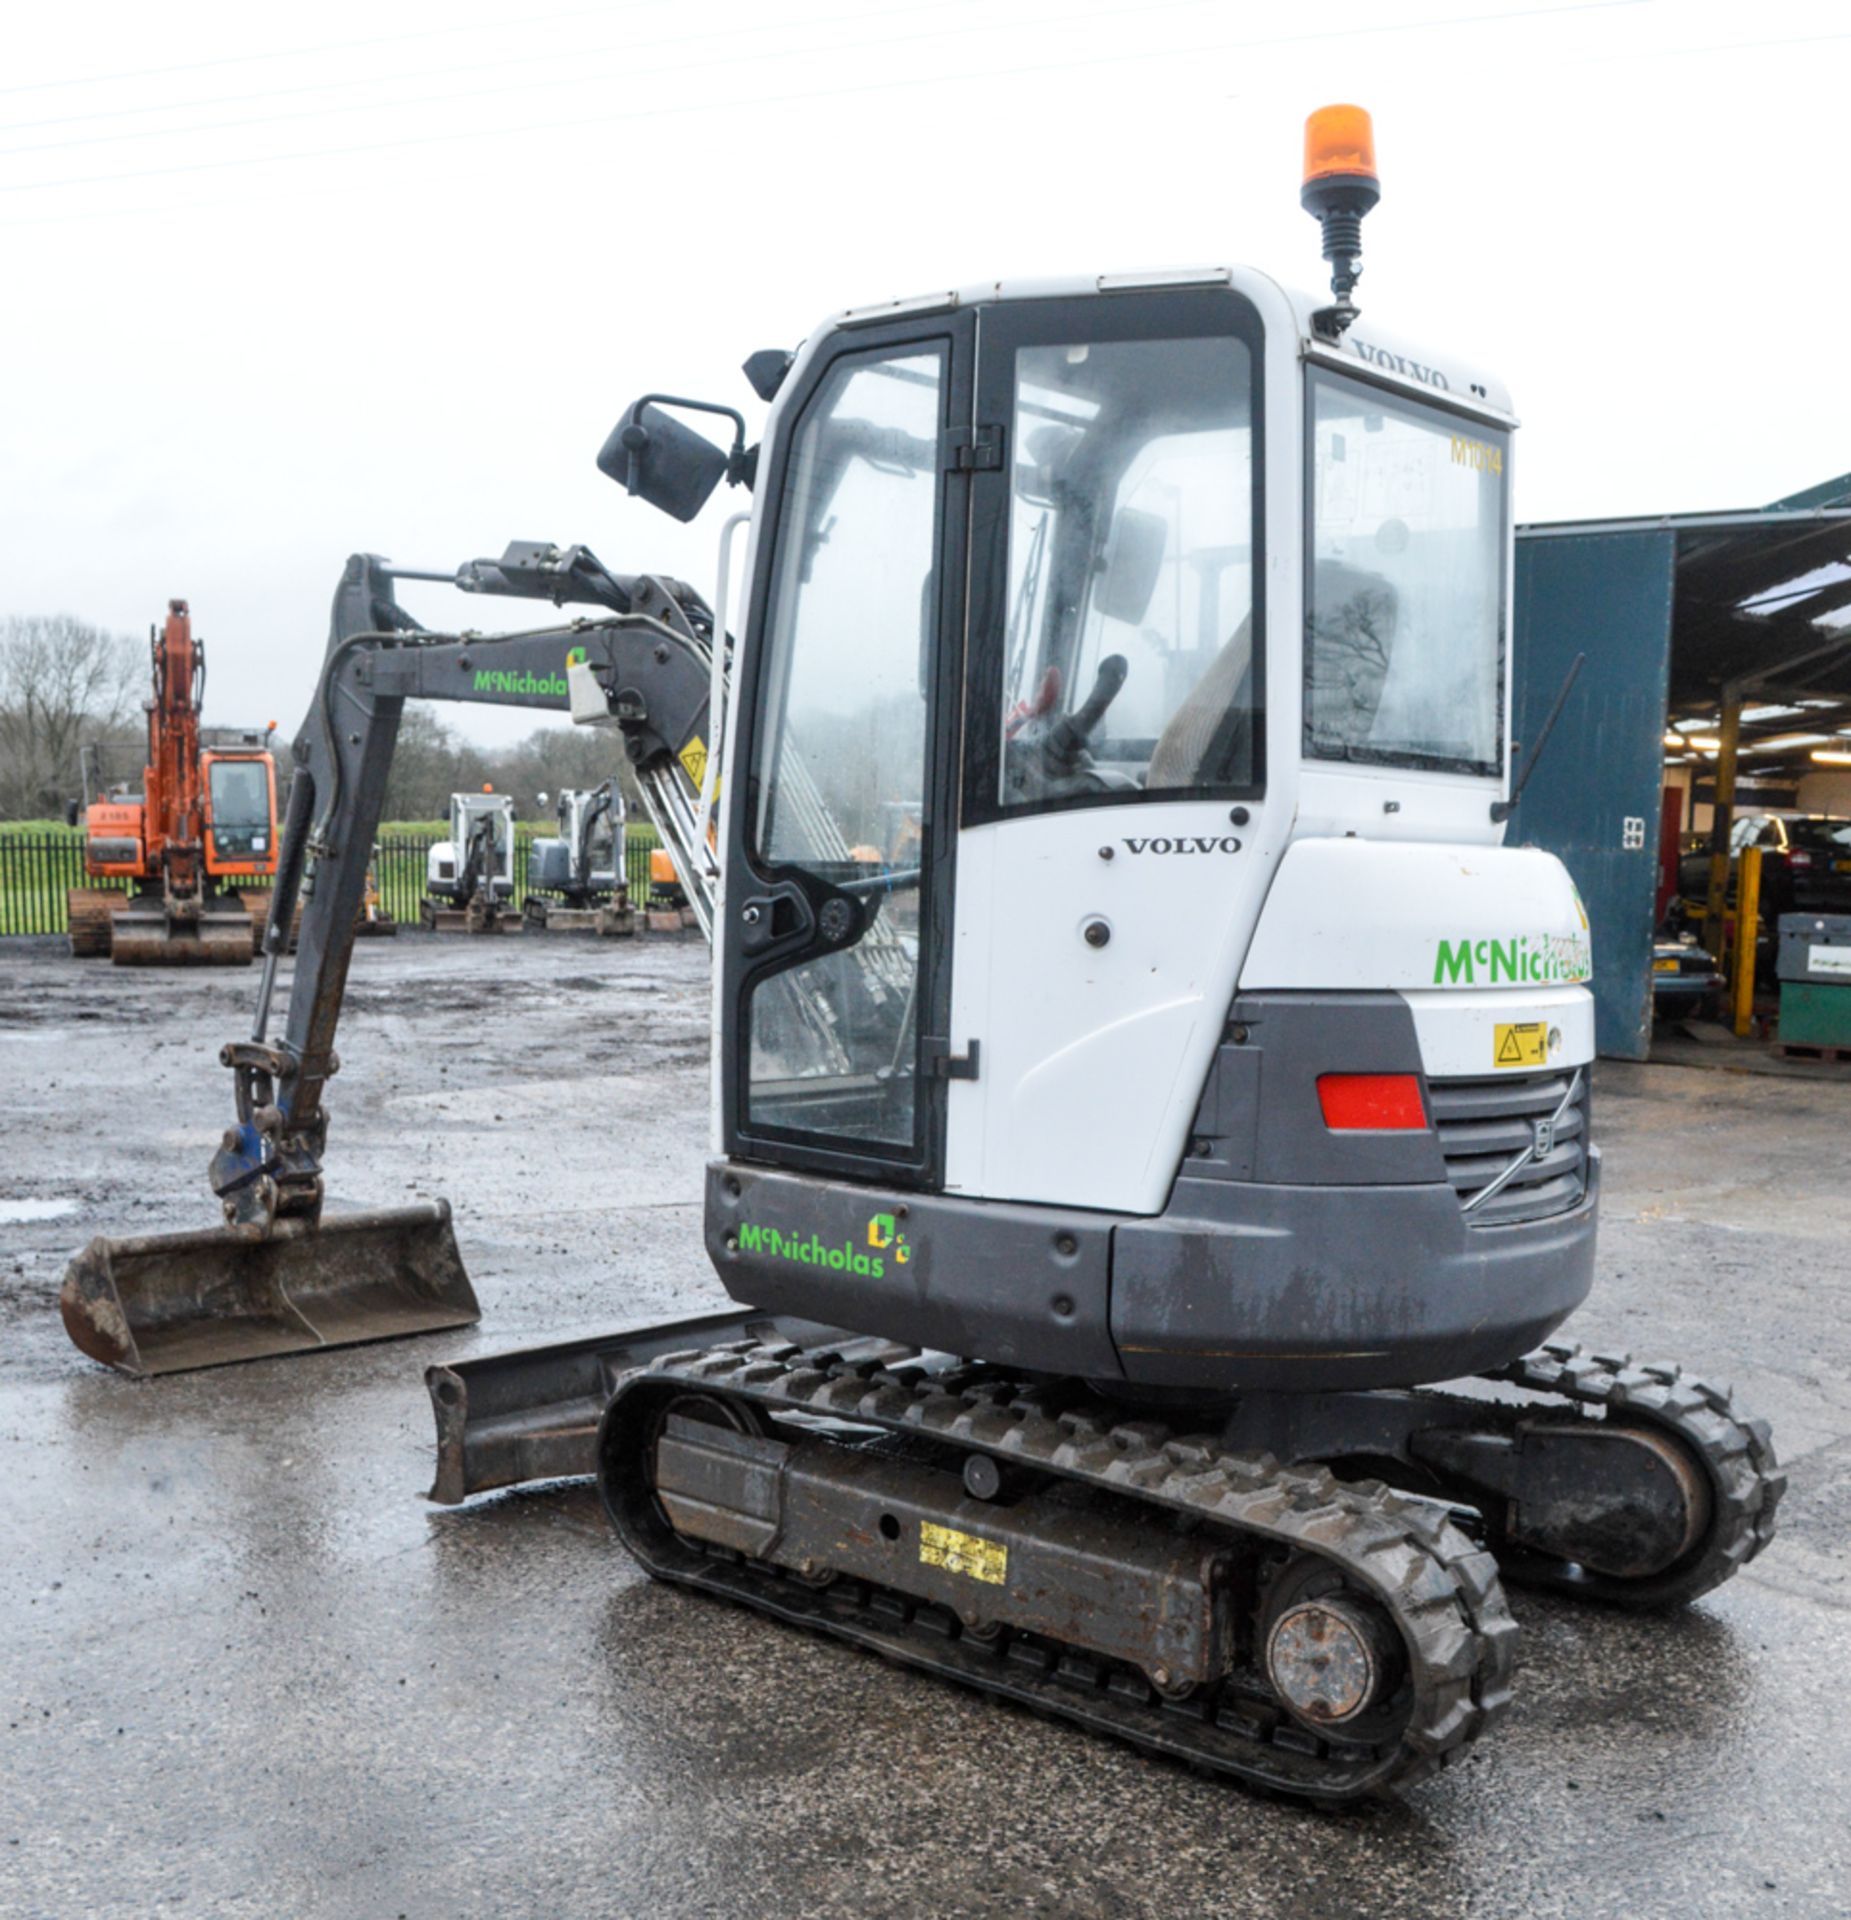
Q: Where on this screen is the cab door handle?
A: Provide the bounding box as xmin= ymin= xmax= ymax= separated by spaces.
xmin=738 ymin=882 xmax=814 ymax=960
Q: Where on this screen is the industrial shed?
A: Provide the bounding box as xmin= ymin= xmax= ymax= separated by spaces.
xmin=1511 ymin=474 xmax=1851 ymax=1058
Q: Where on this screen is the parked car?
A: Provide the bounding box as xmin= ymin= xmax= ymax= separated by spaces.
xmin=1677 ymin=814 xmax=1851 ymax=922
xmin=1652 ymin=934 xmax=1723 ymax=1023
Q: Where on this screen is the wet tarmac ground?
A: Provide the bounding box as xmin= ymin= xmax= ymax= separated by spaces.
xmin=2 ymin=933 xmax=1848 ymax=1919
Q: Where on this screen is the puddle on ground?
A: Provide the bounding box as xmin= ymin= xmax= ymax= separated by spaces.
xmin=0 ymin=1198 xmax=79 ymax=1224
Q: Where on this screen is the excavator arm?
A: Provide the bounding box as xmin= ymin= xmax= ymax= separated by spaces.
xmin=214 ymin=545 xmax=717 ymax=1233
xmin=571 ymin=780 xmax=620 ymax=897
xmin=60 ymin=542 xmax=721 ymax=1375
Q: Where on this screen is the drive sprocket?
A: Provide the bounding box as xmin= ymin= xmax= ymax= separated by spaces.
xmin=1482 ymin=1340 xmax=1785 ymax=1608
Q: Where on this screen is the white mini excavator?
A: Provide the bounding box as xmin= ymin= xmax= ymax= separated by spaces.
xmin=523 ymin=780 xmax=632 ymax=933
xmin=63 ymin=108 xmax=1782 ymax=1799
xmin=423 ymin=791 xmax=518 ymax=932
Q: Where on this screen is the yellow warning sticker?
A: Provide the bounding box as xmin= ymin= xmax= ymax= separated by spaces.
xmin=919 ymin=1521 xmax=1006 ymax=1586
xmin=678 ymin=735 xmax=708 ymax=790
xmin=1494 ymin=1021 xmax=1549 ymax=1069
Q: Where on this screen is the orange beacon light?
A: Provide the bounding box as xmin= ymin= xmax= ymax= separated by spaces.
xmin=1303 ymin=103 xmax=1377 ymax=186
xmin=1300 ymin=104 xmax=1380 ymax=335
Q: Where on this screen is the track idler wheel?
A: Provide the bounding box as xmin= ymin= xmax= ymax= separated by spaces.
xmin=1260 ymin=1553 xmax=1409 ymax=1744
xmin=1511 ymin=1421 xmax=1710 ymax=1580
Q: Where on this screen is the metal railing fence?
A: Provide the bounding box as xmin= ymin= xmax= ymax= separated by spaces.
xmin=0 ymin=825 xmax=663 ymax=937
xmin=0 ymin=834 xmax=114 ymax=935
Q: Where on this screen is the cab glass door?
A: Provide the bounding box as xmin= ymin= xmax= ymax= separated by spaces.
xmin=731 ymin=326 xmax=966 ymax=1174
xmin=944 ymin=290 xmax=1267 ymax=1213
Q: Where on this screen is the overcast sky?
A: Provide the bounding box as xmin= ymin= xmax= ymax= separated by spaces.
xmin=3 ymin=0 xmax=1846 ymax=744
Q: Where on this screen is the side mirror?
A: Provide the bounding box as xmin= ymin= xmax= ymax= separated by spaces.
xmin=597 ymin=396 xmax=743 ymax=524
xmin=742 ymin=349 xmax=794 ymax=402
xmin=63 ymin=798 xmax=81 ymax=829
xmin=1095 ymin=506 xmax=1168 ymax=626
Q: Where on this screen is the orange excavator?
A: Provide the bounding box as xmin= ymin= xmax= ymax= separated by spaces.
xmin=66 ymin=599 xmax=280 ymax=965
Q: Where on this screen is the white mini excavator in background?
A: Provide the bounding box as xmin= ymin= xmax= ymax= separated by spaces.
xmin=523 ymin=780 xmax=633 ymax=933
xmin=422 ymin=791 xmax=518 ymax=932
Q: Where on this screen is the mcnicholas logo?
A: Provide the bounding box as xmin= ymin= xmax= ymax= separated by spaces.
xmin=737 ymin=1213 xmax=911 ymax=1278
xmin=1432 ymin=932 xmax=1592 ymax=986
xmin=472 ymin=668 xmax=570 ymax=698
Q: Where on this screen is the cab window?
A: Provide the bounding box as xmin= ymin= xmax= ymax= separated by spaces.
xmin=1306 ymin=372 xmax=1506 ymax=776
xmin=995 ymin=333 xmax=1258 ymax=809
xmin=207 ymin=759 xmax=271 ymax=857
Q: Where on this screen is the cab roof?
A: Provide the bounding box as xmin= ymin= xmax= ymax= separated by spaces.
xmin=817 ymin=266 xmax=1515 ymax=423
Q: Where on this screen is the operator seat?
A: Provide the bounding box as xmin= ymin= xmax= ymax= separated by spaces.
xmin=1147 ymin=614 xmax=1254 ymax=789
xmin=1146 ymin=561 xmax=1402 ymax=788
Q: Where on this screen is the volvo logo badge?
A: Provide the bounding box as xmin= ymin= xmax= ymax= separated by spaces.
xmin=1120 ymin=836 xmax=1243 ymax=856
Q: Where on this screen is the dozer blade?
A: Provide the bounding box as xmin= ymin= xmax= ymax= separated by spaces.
xmin=108 ymin=904 xmax=254 ymax=968
xmin=425 ymin=1310 xmax=850 ymax=1504
xmin=60 ymin=1201 xmax=478 ymax=1377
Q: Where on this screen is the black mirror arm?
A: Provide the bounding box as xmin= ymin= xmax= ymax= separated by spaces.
xmin=624 ymin=393 xmax=751 ymax=491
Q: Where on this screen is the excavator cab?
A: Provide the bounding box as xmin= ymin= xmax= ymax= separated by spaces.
xmin=693 ymin=272 xmax=1585 ymax=1397
xmin=201 ymin=749 xmax=277 ymax=873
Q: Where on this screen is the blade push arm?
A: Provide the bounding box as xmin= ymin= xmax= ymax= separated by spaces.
xmin=210 ymin=547 xmax=717 ymax=1231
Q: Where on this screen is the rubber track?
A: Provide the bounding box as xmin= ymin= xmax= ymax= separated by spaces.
xmin=66 ymin=888 xmax=118 ymax=958
xmin=1487 ymin=1339 xmax=1786 ymax=1607
xmin=611 ymin=1339 xmax=1518 ymax=1800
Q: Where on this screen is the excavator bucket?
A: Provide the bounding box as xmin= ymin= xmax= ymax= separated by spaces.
xmin=59 ymin=1202 xmax=478 ymax=1377
xmin=108 ymin=901 xmax=254 ymax=967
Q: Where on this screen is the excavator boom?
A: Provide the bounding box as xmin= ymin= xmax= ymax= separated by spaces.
xmin=61 ymin=544 xmax=720 ymax=1375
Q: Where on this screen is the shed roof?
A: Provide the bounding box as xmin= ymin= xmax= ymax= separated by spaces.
xmin=1521 ymin=478 xmax=1851 ymax=773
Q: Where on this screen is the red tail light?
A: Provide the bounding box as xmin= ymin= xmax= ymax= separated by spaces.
xmin=1317 ymin=1073 xmax=1427 ymax=1131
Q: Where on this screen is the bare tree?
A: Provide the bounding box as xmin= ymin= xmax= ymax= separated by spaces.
xmin=0 ymin=615 xmax=143 ymax=820
xmin=495 ymin=724 xmax=638 ymax=819
xmin=0 ymin=618 xmax=649 ymax=830
xmin=379 ymin=708 xmax=481 ymax=823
